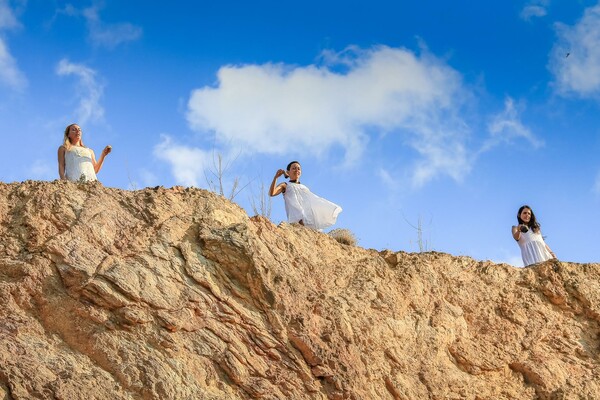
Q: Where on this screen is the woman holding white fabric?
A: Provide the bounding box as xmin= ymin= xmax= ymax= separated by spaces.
xmin=58 ymin=123 xmax=111 ymax=182
xmin=512 ymin=205 xmax=556 ymax=267
xmin=270 ymin=161 xmax=342 ymax=230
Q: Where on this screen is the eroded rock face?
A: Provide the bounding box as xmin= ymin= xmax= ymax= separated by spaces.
xmin=0 ymin=180 xmax=598 ymax=399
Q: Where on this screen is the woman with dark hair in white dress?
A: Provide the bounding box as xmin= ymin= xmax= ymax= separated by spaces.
xmin=269 ymin=161 xmax=342 ymax=230
xmin=512 ymin=205 xmax=556 ymax=266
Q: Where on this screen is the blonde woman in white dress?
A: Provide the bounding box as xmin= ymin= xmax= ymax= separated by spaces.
xmin=512 ymin=205 xmax=556 ymax=267
xmin=57 ymin=123 xmax=112 ymax=182
xmin=269 ymin=161 xmax=342 ymax=230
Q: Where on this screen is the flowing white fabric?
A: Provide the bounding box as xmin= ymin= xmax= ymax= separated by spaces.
xmin=517 ymin=229 xmax=553 ymax=267
xmin=65 ymin=146 xmax=97 ymax=182
xmin=283 ymin=182 xmax=342 ymax=230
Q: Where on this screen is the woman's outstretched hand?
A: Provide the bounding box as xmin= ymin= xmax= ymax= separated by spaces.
xmin=519 ymin=224 xmax=529 ymax=233
xmin=102 ymin=145 xmax=112 ymax=157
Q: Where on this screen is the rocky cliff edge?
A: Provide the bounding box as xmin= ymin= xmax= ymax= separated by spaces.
xmin=0 ymin=181 xmax=599 ymax=399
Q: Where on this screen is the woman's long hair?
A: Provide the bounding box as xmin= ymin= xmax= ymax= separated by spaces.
xmin=63 ymin=123 xmax=85 ymax=150
xmin=517 ymin=205 xmax=541 ymax=233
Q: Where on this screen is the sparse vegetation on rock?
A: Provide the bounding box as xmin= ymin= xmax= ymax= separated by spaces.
xmin=328 ymin=228 xmax=357 ymax=246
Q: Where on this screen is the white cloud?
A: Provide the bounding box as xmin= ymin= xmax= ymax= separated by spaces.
xmin=54 ymin=1 xmax=142 ymax=49
xmin=153 ymin=135 xmax=213 ymax=187
xmin=549 ymin=3 xmax=600 ymax=98
xmin=82 ymin=3 xmax=142 ymax=48
xmin=409 ymin=117 xmax=471 ymax=186
xmin=187 ymin=45 xmax=474 ymax=186
xmin=56 ymin=58 xmax=104 ymax=125
xmin=483 ymin=97 xmax=544 ymax=152
xmin=153 ymin=135 xmax=249 ymax=194
xmin=0 ymin=38 xmax=26 ymax=90
xmin=0 ymin=0 xmax=27 ymax=90
xmin=0 ymin=0 xmax=20 ymax=30
xmin=520 ymin=2 xmax=548 ymax=21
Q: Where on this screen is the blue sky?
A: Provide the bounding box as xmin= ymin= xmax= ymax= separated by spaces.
xmin=1 ymin=0 xmax=599 ymax=266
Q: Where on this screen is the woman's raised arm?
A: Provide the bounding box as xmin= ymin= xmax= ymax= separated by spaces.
xmin=269 ymin=169 xmax=286 ymax=197
xmin=92 ymin=145 xmax=112 ymax=174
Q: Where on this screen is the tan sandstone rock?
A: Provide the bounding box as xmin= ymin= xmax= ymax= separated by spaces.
xmin=0 ymin=180 xmax=598 ymax=399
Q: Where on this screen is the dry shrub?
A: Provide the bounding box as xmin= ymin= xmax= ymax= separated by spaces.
xmin=328 ymin=228 xmax=357 ymax=246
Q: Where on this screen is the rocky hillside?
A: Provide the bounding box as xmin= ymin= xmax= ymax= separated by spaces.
xmin=0 ymin=181 xmax=598 ymax=400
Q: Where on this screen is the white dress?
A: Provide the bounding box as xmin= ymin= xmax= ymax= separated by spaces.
xmin=64 ymin=146 xmax=98 ymax=182
xmin=517 ymin=229 xmax=553 ymax=266
xmin=283 ymin=182 xmax=342 ymax=230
